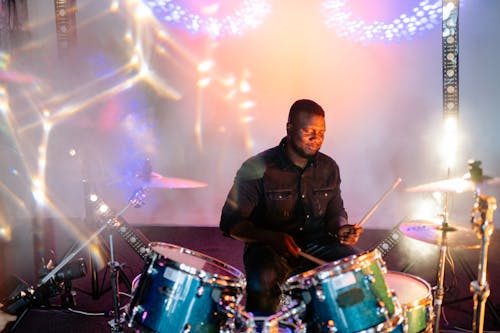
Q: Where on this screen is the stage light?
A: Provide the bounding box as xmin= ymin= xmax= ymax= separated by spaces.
xmin=440 ymin=114 xmax=459 ymax=169
xmin=98 ymin=203 xmax=110 ymax=215
xmin=197 ymin=60 xmax=214 ymax=73
xmin=0 ymin=226 xmax=12 ymax=242
xmin=134 ymin=2 xmax=153 ymax=20
xmin=321 ymin=0 xmax=466 ymax=43
xmin=197 ymin=77 xmax=212 ymax=88
xmin=141 ymin=0 xmax=272 ymax=38
xmin=239 ymin=100 xmax=255 ymax=110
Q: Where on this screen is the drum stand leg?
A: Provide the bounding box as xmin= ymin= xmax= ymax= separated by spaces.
xmin=107 ymin=233 xmax=125 ymax=333
xmin=443 ymin=251 xmax=500 ymax=328
xmin=470 ymin=195 xmax=496 ymax=333
xmin=433 ymin=241 xmax=447 ymax=333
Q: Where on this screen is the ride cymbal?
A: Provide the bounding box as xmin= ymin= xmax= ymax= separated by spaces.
xmin=406 ymin=173 xmax=500 ymax=193
xmin=399 ymin=219 xmax=480 ymax=249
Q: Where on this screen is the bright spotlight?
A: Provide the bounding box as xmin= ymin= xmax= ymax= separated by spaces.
xmin=98 ymin=204 xmax=109 ymax=215
xmin=440 ymin=114 xmax=459 ymax=169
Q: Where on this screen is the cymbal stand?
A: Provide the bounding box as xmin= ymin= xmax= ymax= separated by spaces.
xmin=470 ymin=193 xmax=495 ymax=333
xmin=430 ymin=164 xmax=453 ymax=333
xmin=433 ymin=208 xmax=449 ymax=333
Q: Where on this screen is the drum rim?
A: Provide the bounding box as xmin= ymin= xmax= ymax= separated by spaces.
xmin=385 ymin=270 xmax=433 ymax=309
xmin=285 ymin=249 xmax=384 ymax=286
xmin=148 ymin=242 xmax=246 ymax=287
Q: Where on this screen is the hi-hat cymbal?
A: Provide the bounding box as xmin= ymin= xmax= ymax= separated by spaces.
xmin=399 ymin=219 xmax=480 ymax=249
xmin=144 ymin=172 xmax=208 ymax=189
xmin=406 ymin=173 xmax=500 ymax=193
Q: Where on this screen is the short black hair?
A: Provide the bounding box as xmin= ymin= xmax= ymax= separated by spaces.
xmin=287 ymin=99 xmax=325 ymax=124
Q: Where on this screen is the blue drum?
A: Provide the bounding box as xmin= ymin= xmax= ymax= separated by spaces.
xmin=284 ymin=250 xmax=405 ymax=333
xmin=127 ymin=242 xmax=246 ymax=333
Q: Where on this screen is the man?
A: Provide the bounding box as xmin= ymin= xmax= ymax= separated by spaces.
xmin=220 ymin=99 xmax=363 ymax=317
xmin=0 ymin=306 xmax=16 ymax=331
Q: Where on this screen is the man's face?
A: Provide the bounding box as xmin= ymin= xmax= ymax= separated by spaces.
xmin=287 ymin=112 xmax=326 ymax=159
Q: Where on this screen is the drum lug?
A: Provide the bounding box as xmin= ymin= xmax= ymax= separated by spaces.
xmin=327 ymin=319 xmax=338 ymax=332
xmin=128 ymin=305 xmax=144 ymax=327
xmin=376 ymin=300 xmax=389 ymax=320
xmin=147 ymin=252 xmax=158 ymax=275
xmin=315 ymin=285 xmax=326 ymax=302
xmin=197 ymin=286 xmax=205 ymax=297
xmin=363 ymin=274 xmax=375 ymax=285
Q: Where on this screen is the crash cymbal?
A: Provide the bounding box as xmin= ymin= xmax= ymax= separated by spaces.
xmin=144 ymin=172 xmax=208 ymax=189
xmin=406 ymin=173 xmax=500 ymax=193
xmin=399 ymin=219 xmax=480 ymax=249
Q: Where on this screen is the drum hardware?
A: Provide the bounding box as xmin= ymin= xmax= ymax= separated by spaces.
xmin=385 ymin=271 xmax=434 ymax=333
xmin=468 ymin=160 xmax=496 ymax=333
xmin=405 ymin=173 xmax=500 ymax=193
xmin=402 ymin=160 xmax=497 ymax=332
xmin=127 ymin=242 xmax=246 ymax=333
xmin=108 ymin=233 xmax=126 ymax=333
xmin=239 ymin=299 xmax=307 ymax=333
xmin=398 ymin=219 xmax=480 ymax=249
xmin=284 ymin=250 xmax=404 ymax=333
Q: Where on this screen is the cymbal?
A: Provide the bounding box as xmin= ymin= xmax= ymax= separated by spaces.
xmin=143 ymin=172 xmax=208 ymax=189
xmin=399 ymin=219 xmax=480 ymax=249
xmin=406 ymin=173 xmax=500 ymax=193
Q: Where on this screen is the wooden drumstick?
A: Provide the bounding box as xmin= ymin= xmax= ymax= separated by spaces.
xmin=357 ymin=177 xmax=402 ymax=227
xmin=299 ymin=251 xmax=327 ymax=266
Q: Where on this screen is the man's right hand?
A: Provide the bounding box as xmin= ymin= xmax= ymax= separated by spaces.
xmin=268 ymin=232 xmax=301 ymax=257
xmin=229 ymin=221 xmax=301 ymax=257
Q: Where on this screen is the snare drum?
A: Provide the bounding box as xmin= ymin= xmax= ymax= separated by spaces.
xmin=385 ymin=271 xmax=433 ymax=333
xmin=128 ymin=242 xmax=246 ymax=333
xmin=284 ymin=250 xmax=403 ymax=333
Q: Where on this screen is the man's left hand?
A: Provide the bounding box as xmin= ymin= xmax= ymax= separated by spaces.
xmin=337 ymin=224 xmax=363 ymax=245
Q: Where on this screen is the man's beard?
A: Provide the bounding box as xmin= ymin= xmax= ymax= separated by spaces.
xmin=289 ymin=139 xmax=319 ymax=159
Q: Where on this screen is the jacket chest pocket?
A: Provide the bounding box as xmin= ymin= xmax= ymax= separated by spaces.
xmin=312 ymin=187 xmax=334 ymax=217
xmin=265 ymin=189 xmax=295 ymax=219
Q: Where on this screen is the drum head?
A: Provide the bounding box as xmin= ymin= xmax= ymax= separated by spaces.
xmin=149 ymin=242 xmax=244 ymax=286
xmin=285 ymin=249 xmax=383 ymax=288
xmin=385 ymin=271 xmax=431 ymax=304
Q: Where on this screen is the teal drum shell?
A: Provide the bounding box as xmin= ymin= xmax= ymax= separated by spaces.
xmin=127 ymin=242 xmax=246 ymax=333
xmin=284 ymin=249 xmax=404 ymax=333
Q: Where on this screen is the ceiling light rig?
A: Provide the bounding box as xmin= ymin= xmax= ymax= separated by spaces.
xmin=321 ymin=0 xmax=465 ymax=43
xmin=142 ymin=0 xmax=272 ymax=38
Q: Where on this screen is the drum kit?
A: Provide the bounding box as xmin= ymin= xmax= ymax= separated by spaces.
xmin=42 ymin=161 xmax=497 ymax=333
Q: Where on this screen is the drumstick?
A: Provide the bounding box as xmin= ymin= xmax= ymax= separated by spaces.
xmin=299 ymin=251 xmax=327 ymax=266
xmin=357 ymin=177 xmax=402 ymax=227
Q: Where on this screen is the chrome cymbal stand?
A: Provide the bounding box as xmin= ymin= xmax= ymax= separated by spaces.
xmin=432 ymin=164 xmax=455 ymax=333
xmin=433 ymin=205 xmax=449 ymax=333
xmin=469 ymin=160 xmax=496 ymax=333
